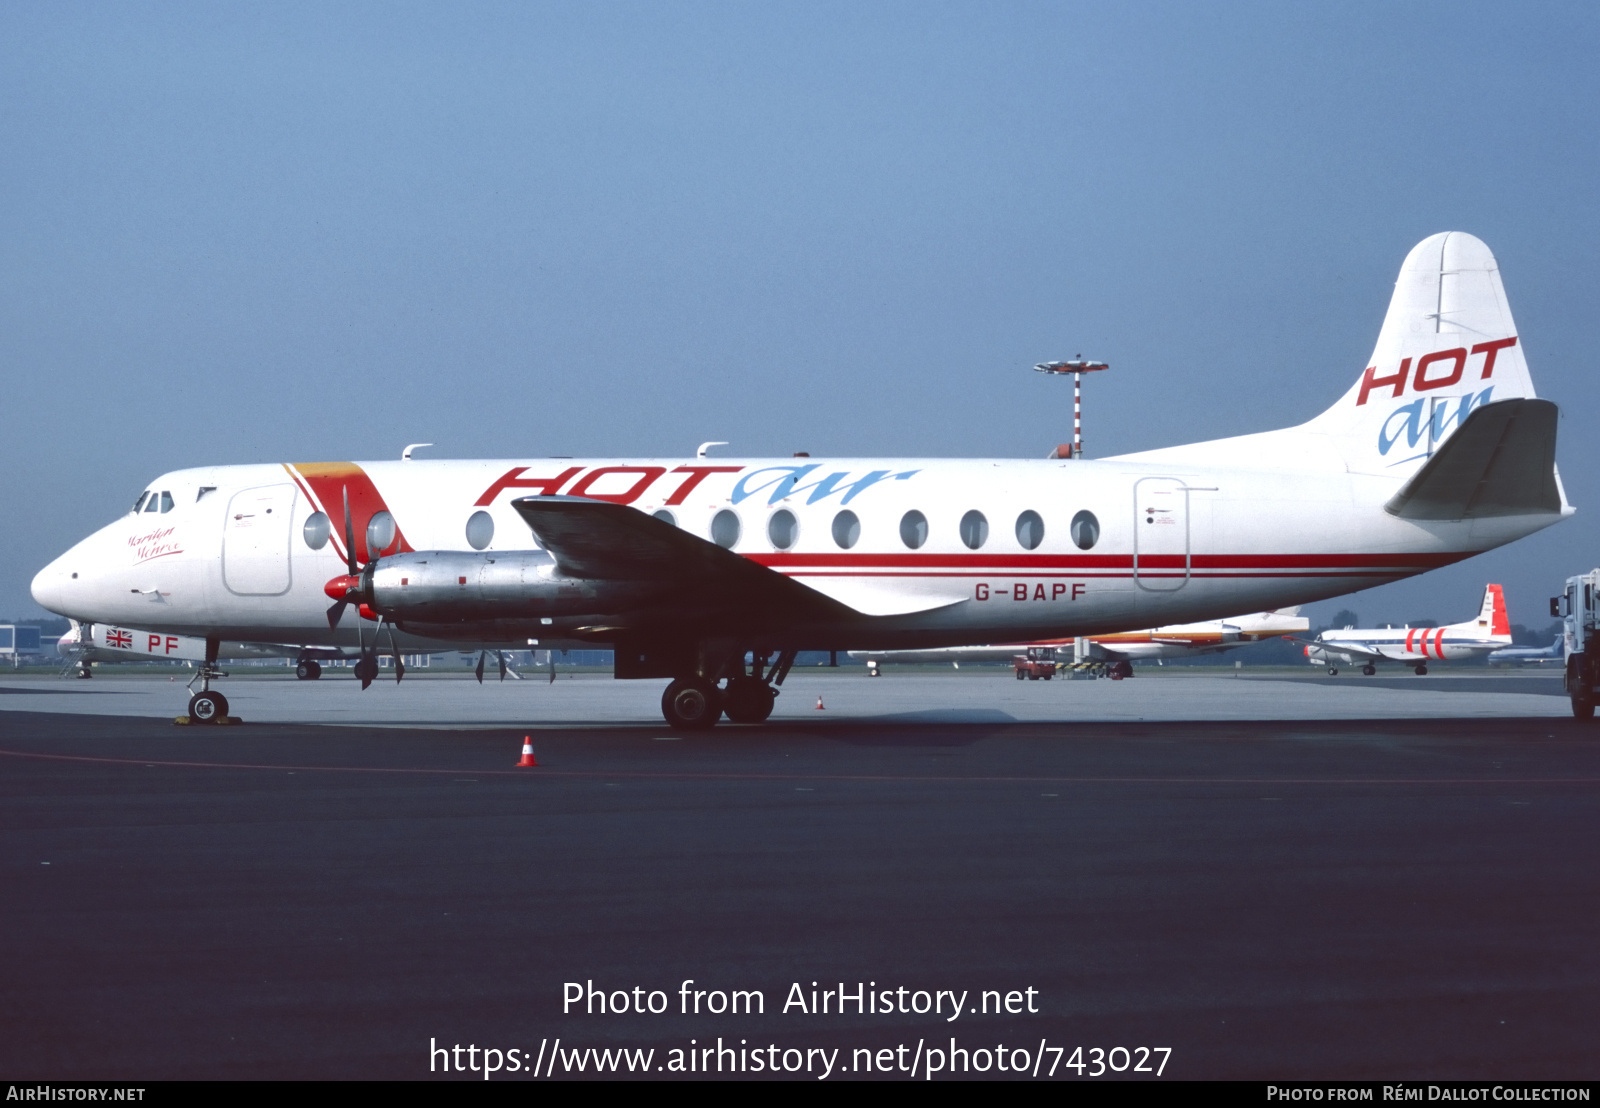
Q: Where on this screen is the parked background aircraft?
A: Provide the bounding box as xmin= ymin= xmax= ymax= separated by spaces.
xmin=31 ymin=233 xmax=1570 ymax=727
xmin=1487 ymin=636 xmax=1564 ymax=667
xmin=1302 ymin=584 xmax=1512 ymax=675
xmin=853 ymin=608 xmax=1308 ymax=674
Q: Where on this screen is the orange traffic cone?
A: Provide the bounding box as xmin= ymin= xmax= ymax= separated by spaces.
xmin=517 ymin=737 xmax=538 ymax=767
xmin=815 ymin=696 xmax=825 ymax=710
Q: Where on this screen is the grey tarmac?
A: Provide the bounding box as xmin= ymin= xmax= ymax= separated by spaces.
xmin=0 ymin=671 xmax=1594 ymax=1079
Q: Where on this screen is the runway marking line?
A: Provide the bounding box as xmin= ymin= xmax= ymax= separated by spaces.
xmin=1 ymin=746 xmax=1597 ymax=787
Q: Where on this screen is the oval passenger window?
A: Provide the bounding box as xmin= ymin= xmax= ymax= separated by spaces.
xmin=711 ymin=509 xmax=741 ymax=549
xmin=465 ymin=510 xmax=495 ymax=551
xmin=899 ymin=510 xmax=928 ymax=550
xmin=652 ymin=509 xmax=676 ymax=526
xmin=832 ymin=510 xmax=860 ymax=549
xmin=366 ymin=510 xmax=397 ymax=556
xmin=303 ymin=512 xmax=331 ymax=550
xmin=768 ymin=509 xmax=798 ymax=550
xmin=959 ymin=510 xmax=988 ymax=550
xmin=1015 ymin=510 xmax=1044 ymax=550
xmin=1070 ymin=510 xmax=1100 ymax=551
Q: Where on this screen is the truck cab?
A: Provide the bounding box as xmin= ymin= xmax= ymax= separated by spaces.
xmin=1553 ymin=570 xmax=1600 ymax=720
xmin=1013 ymin=646 xmax=1058 ymax=681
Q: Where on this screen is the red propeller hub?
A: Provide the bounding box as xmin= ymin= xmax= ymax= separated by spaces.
xmin=358 ymin=603 xmax=379 ymax=622
xmin=324 ymin=574 xmax=361 ymax=602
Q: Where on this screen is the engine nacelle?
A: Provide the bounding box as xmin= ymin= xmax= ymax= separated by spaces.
xmin=367 ymin=550 xmax=636 ymax=625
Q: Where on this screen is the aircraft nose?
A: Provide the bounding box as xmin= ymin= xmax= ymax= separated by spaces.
xmin=31 ymin=558 xmax=67 ymax=614
xmin=31 ymin=546 xmax=87 ymax=616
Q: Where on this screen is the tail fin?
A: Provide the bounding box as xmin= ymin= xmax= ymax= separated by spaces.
xmin=1304 ymin=232 xmax=1535 ymax=475
xmin=1457 ymin=583 xmax=1511 ymax=641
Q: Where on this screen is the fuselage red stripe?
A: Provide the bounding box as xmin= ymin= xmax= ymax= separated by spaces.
xmin=748 ymin=551 xmax=1468 ymax=571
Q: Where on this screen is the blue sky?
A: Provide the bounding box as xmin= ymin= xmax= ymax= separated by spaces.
xmin=3 ymin=2 xmax=1596 ymax=628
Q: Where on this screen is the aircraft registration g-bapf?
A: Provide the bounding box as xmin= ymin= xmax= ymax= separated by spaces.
xmin=32 ymin=233 xmax=1570 ymax=727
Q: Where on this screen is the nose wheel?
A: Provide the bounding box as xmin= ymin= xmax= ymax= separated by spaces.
xmin=183 ymin=637 xmax=231 ymax=723
xmin=187 ymin=690 xmax=229 ymax=723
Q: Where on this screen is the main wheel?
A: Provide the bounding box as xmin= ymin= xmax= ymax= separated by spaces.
xmin=722 ymin=677 xmax=776 ymax=724
xmin=296 ymin=660 xmax=322 ymax=680
xmin=1362 ymin=664 xmax=1376 ymax=676
xmin=1574 ymin=693 xmax=1595 ymax=721
xmin=1415 ymin=665 xmax=1428 ymax=676
xmin=1328 ymin=667 xmax=1338 ymax=675
xmin=662 ymin=679 xmax=722 ymax=730
xmin=353 ymin=653 xmax=380 ymax=687
xmin=188 ymin=691 xmax=228 ymax=724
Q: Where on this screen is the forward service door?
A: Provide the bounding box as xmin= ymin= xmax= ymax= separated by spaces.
xmin=223 ymin=484 xmax=297 ymax=595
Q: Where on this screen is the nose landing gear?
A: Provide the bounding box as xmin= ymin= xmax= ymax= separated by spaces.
xmin=184 ymin=637 xmax=231 ymax=724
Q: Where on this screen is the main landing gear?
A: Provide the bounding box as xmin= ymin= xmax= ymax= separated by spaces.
xmin=660 ymin=649 xmax=796 ymax=730
xmin=296 ymin=659 xmax=322 ymax=680
xmin=1414 ymin=664 xmax=1428 ymax=675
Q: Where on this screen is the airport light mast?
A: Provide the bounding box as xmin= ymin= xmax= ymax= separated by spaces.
xmin=1033 ymin=357 xmax=1109 ymax=458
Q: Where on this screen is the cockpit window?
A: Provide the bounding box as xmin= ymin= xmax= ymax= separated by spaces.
xmin=132 ymin=492 xmax=149 ymax=514
xmin=159 ymin=491 xmax=174 ymax=513
xmin=144 ymin=493 xmax=160 ymax=513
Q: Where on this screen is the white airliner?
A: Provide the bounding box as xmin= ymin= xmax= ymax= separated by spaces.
xmin=31 ymin=233 xmax=1570 ymax=727
xmin=1301 ymin=584 xmax=1513 ymax=675
xmin=1487 ymin=637 xmax=1563 ymax=667
xmin=853 ymin=608 xmax=1309 ymax=676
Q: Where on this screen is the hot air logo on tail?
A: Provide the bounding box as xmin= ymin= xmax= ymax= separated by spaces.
xmin=1354 ymin=337 xmax=1518 ymax=406
xmin=1377 ymin=388 xmax=1495 ymax=463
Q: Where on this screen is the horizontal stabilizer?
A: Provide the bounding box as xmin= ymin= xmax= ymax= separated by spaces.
xmin=511 ymin=496 xmax=857 ymax=621
xmin=1384 ymin=399 xmax=1561 ymax=520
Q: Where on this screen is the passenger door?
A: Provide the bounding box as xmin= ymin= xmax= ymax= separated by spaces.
xmin=1133 ymin=477 xmax=1189 ymax=592
xmin=223 ymin=485 xmax=297 ymax=595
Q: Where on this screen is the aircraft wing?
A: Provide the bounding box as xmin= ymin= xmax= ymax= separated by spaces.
xmin=1288 ymin=636 xmax=1391 ymax=662
xmin=512 ymin=496 xmax=860 ymax=623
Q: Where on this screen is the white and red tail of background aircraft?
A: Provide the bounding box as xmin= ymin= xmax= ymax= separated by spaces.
xmin=31 ymin=233 xmax=1571 ymax=727
xmin=853 ymin=608 xmax=1309 ymax=675
xmin=1303 ymin=584 xmax=1513 ymax=676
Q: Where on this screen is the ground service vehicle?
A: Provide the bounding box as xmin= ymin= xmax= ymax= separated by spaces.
xmin=1555 ymin=570 xmax=1600 ymax=720
xmin=1013 ymin=647 xmax=1058 ymax=680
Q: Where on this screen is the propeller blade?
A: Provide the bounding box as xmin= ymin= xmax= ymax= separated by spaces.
xmin=475 ymin=651 xmax=485 ymax=684
xmin=342 ymin=486 xmax=358 ymax=575
xmin=497 ymin=650 xmax=507 ymax=681
xmin=549 ymin=650 xmax=556 ymax=685
xmin=386 ymin=623 xmax=404 ymax=684
xmin=325 ymin=599 xmax=347 ymax=629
